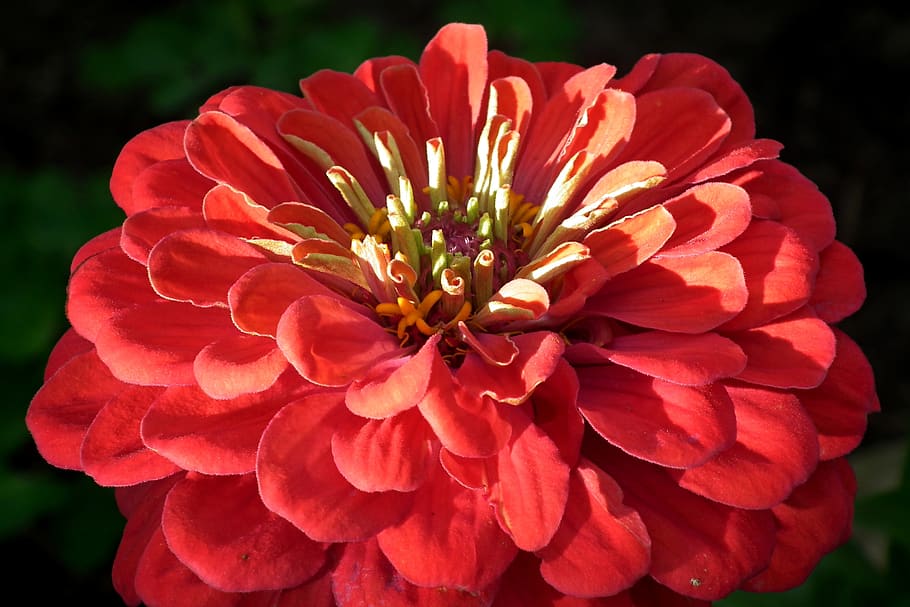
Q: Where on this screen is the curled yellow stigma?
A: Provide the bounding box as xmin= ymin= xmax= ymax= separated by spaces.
xmin=508 ymin=190 xmax=540 ymax=244
xmin=446 ymin=175 xmax=474 ymax=204
xmin=375 ymin=290 xmax=444 ymax=339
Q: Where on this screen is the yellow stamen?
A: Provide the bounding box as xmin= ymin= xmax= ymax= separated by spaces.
xmin=446 ymin=175 xmax=474 ymax=204
xmin=387 ymin=290 xmax=446 ymax=339
xmin=343 ymin=223 xmax=366 ymax=240
xmin=368 ymin=207 xmax=390 ymax=234
xmin=444 ymin=301 xmax=472 ymax=329
xmin=375 ymin=302 xmax=403 ymax=316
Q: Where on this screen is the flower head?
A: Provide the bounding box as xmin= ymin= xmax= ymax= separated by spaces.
xmin=28 ymin=23 xmax=878 ymax=606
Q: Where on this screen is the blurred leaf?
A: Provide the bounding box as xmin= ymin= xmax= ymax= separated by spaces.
xmin=0 ymin=470 xmax=69 ymax=539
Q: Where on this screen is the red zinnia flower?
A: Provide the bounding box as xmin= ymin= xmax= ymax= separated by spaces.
xmin=27 ymin=22 xmax=878 ymax=606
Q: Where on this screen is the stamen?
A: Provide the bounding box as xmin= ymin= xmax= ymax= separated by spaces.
xmin=344 ymin=223 xmax=366 ymax=240
xmin=388 ymin=291 xmax=444 ymax=339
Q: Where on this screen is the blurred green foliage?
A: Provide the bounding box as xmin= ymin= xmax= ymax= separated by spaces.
xmin=2 ymin=0 xmax=907 ymax=604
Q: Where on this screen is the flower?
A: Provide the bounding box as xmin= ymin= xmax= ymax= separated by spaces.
xmin=27 ymin=22 xmax=878 ymax=607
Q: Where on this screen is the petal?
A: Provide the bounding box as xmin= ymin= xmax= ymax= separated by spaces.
xmin=560 ymin=88 xmax=637 ymax=177
xmin=719 ymin=220 xmax=818 ymax=331
xmin=576 ymin=365 xmax=736 ymax=468
xmin=95 ymin=302 xmax=234 ymax=386
xmin=121 ymin=205 xmax=208 ymax=264
xmin=801 ymin=328 xmax=878 ymax=459
xmin=353 ymin=53 xmax=416 ymax=93
xmin=193 ymin=334 xmax=288 ymax=400
xmin=70 ymin=227 xmax=122 ymax=272
xmin=162 ymin=473 xmax=326 ymax=593
xmin=148 ymin=228 xmax=268 ymax=307
xmin=594 ymin=446 xmax=776 ymax=600
xmin=43 ymin=328 xmax=92 ymax=381
xmin=141 ymin=373 xmax=310 ymax=475
xmin=744 ymin=458 xmax=856 ymax=592
xmin=203 ymin=185 xmax=295 ymax=241
xmin=419 ymin=23 xmax=488 ymax=181
xmin=276 ymin=294 xmax=400 ymax=387
xmin=538 ymin=459 xmax=650 ymax=597
xmin=26 ymin=348 xmax=123 ymax=470
xmin=299 ymin=69 xmax=383 ymax=128
xmin=810 ymin=240 xmax=867 ymax=323
xmin=130 ymin=158 xmax=212 ymax=211
xmin=674 ymin=384 xmax=819 ymax=509
xmin=377 ymin=64 xmax=441 ymax=151
xmin=728 ymin=307 xmax=836 ymax=389
xmin=331 ymin=407 xmax=436 ymax=493
xmin=568 ymin=331 xmax=747 ymax=386
xmin=456 ymin=331 xmax=565 ymax=405
xmin=658 ymin=182 xmax=752 ymax=256
xmin=257 ymin=392 xmax=413 ymax=542
xmin=531 ymin=359 xmax=585 ymax=467
xmin=584 ymin=204 xmax=676 ymax=278
xmin=587 ymin=251 xmax=747 ymax=333
xmin=377 ymin=464 xmax=517 ymax=592
xmin=110 ymin=120 xmax=190 ymax=215
xmin=685 ymin=138 xmax=782 ymax=184
xmin=81 ymin=385 xmax=179 ymax=486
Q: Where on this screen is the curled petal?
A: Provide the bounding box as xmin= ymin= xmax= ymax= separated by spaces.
xmin=473 ymin=278 xmax=550 ymax=328
xmin=584 ymin=205 xmax=676 ymax=278
xmin=193 ymin=334 xmax=288 ymax=400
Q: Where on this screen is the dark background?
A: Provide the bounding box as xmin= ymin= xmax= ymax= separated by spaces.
xmin=2 ymin=0 xmax=907 ymax=604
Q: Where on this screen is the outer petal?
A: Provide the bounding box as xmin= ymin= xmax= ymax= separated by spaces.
xmin=576 ymin=365 xmax=736 ymax=468
xmin=810 ymin=240 xmax=867 ymax=323
xmin=257 ymin=392 xmax=413 ymax=542
xmin=43 ymin=328 xmax=92 ymax=381
xmin=538 ymin=460 xmax=650 ymax=597
xmin=193 ymin=334 xmax=288 ymax=400
xmin=377 ymin=464 xmax=517 ymax=592
xmin=130 ymin=158 xmax=212 ymax=211
xmin=673 ymin=384 xmax=819 ymax=509
xmin=110 ymin=120 xmax=190 ymax=215
xmin=161 ymin=473 xmax=326 ymax=593
xmin=584 ymin=205 xmax=676 ymax=278
xmin=659 ymin=182 xmax=752 ymax=256
xmin=121 ymin=205 xmax=208 ymax=264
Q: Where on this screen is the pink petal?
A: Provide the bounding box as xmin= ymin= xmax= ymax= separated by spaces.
xmin=729 ymin=307 xmax=836 ymax=389
xmin=81 ymin=385 xmax=178 ymax=486
xmin=588 ymin=251 xmax=747 ymax=333
xmin=141 ymin=373 xmax=310 ymax=475
xmin=193 ymin=334 xmax=288 ymax=400
xmin=674 ymin=384 xmax=819 ymax=509
xmin=257 ymin=392 xmax=413 ymax=542
xmin=418 ymin=23 xmax=488 ymax=181
xmin=121 ymin=205 xmax=208 ymax=264
xmin=810 ymin=240 xmax=867 ymax=323
xmin=95 ymin=301 xmax=234 ymax=386
xmin=456 ymin=331 xmax=565 ymax=405
xmin=110 ymin=120 xmax=190 ymax=215
xmin=801 ymin=328 xmax=878 ymax=459
xmin=538 ymin=459 xmax=650 ymax=597
xmin=744 ymin=459 xmax=856 ymax=592
xmin=345 ymin=334 xmax=439 ymax=419
xmin=333 ymin=539 xmax=494 ymax=607
xmin=585 ymin=204 xmax=676 ymax=278
xmin=719 ymin=220 xmax=818 ymax=331
xmin=161 ymin=473 xmax=326 ymax=593
xmin=569 ymin=331 xmax=747 ymax=386
xmin=377 ymin=464 xmax=517 ymax=592
xmin=26 ymin=349 xmax=123 ymax=470
xmin=276 ymin=294 xmax=399 ymax=387
xmin=659 ymin=182 xmax=752 ymax=256
xmin=184 ymin=111 xmax=301 ymax=207
xmin=331 ymin=407 xmax=436 ymax=492
xmin=576 ymin=365 xmax=736 ymax=468
xmin=594 ymin=446 xmax=776 ymax=600
xmin=148 ymin=228 xmax=268 ymax=306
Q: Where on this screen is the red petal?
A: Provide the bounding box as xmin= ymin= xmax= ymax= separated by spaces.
xmin=539 ymin=459 xmax=650 ymax=597
xmin=487 ymin=50 xmax=547 ymax=122
xmin=487 ymin=75 xmax=534 ymax=143
xmin=594 ymin=446 xmax=776 ymax=600
xmin=193 ymin=334 xmax=288 ymax=400
xmin=81 ymin=385 xmax=178 ymax=486
xmin=584 ymin=205 xmax=676 ymax=278
xmin=110 ymin=120 xmax=190 ymax=215
xmin=121 ymin=205 xmax=208 ymax=264
xmin=659 ymin=182 xmax=751 ymax=256
xmin=686 ymin=138 xmax=782 ymax=184
xmin=228 ymin=263 xmax=339 ymax=337
xmin=202 ymin=184 xmax=297 ymax=241
xmin=801 ymin=328 xmax=878 ymax=459
xmin=333 ymin=539 xmax=494 ymax=607
xmin=131 ymin=158 xmax=212 ymax=211
xmin=184 ymin=111 xmax=301 ymax=207
xmin=674 ymin=384 xmax=819 ymax=509
xmin=570 ymin=331 xmax=747 ymax=386
xmin=141 ymin=373 xmax=309 ymax=475
xmin=810 ymin=240 xmax=867 ymax=323
xmin=354 ymin=106 xmax=431 ymax=202
xmin=95 ymin=301 xmax=234 ymax=386
xmin=531 ymin=359 xmax=585 ymax=466
xmin=618 ymin=87 xmax=730 ymax=181
xmin=560 ymin=88 xmax=636 ymax=177
xmin=268 ymin=201 xmax=353 ymax=245
xmin=456 ymin=331 xmax=565 ymax=405
xmin=43 ymin=328 xmax=92 ymax=381
xmin=418 ymin=350 xmax=512 ymax=457
xmin=26 ymin=348 xmax=123 ymax=470
xmin=378 ymin=64 xmax=441 ymax=150
xmin=588 ymin=252 xmax=747 ymax=333
xmin=578 ymin=366 xmax=736 ymax=468
xmin=419 ymin=23 xmax=488 ymax=181
xmin=276 ymin=294 xmax=399 ymax=387
xmin=67 ymin=248 xmax=158 ymax=342
xmin=744 ymin=458 xmax=856 ymax=592
xmin=719 ymin=220 xmax=818 ymax=331
xmin=353 ymin=54 xmax=416 ymax=94
xmin=729 ymin=307 xmax=836 ymax=389
xmin=300 ymin=69 xmax=383 ymax=127
xmin=377 ymin=465 xmax=517 ymax=592
xmin=628 ymin=577 xmax=713 ymax=607
xmin=487 ymin=409 xmax=571 ymax=551
xmin=148 ymin=228 xmax=268 ymax=306
xmin=258 ymin=392 xmax=413 ymax=542
xmin=162 ymin=473 xmax=326 ymax=593
xmin=331 ymin=407 xmax=436 ymax=492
